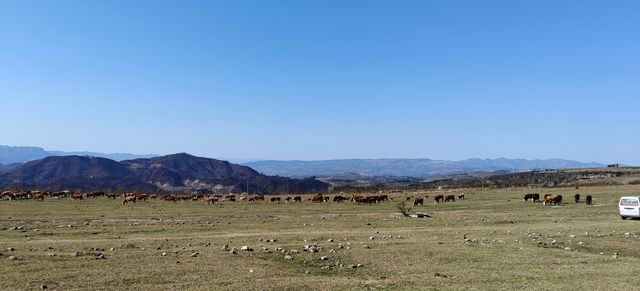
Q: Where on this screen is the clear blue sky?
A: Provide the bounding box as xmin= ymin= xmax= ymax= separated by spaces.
xmin=1 ymin=0 xmax=638 ymax=164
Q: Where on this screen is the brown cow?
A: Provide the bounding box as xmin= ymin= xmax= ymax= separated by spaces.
xmin=224 ymin=195 xmax=236 ymax=202
xmin=444 ymin=195 xmax=455 ymax=202
xmin=585 ymin=195 xmax=593 ymax=205
xmin=312 ymin=195 xmax=324 ymax=203
xmin=71 ymin=193 xmax=84 ymax=200
xmin=293 ymin=196 xmax=302 ymax=202
xmin=414 ymin=197 xmax=424 ymax=206
xmin=203 ymin=195 xmax=218 ymax=205
xmin=32 ymin=192 xmax=45 ymax=201
xmin=574 ymin=194 xmax=580 ymax=203
xmin=433 ymin=195 xmax=444 ymax=203
xmin=270 ymin=197 xmax=281 ymax=203
xmin=122 ymin=195 xmax=137 ymax=205
xmin=543 ymin=195 xmax=562 ymax=205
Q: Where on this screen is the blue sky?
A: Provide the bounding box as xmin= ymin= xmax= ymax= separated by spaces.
xmin=1 ymin=0 xmax=638 ymax=164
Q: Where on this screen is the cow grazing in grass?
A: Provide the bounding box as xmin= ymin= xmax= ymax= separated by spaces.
xmin=312 ymin=195 xmax=324 ymax=203
xmin=224 ymin=195 xmax=236 ymax=202
xmin=122 ymin=195 xmax=137 ymax=205
xmin=458 ymin=193 xmax=465 ymax=200
xmin=270 ymin=197 xmax=281 ymax=203
xmin=523 ymin=193 xmax=540 ymax=202
xmin=333 ymin=195 xmax=347 ymax=203
xmin=433 ymin=195 xmax=444 ymax=204
xmin=414 ymin=197 xmax=424 ymax=206
xmin=135 ymin=194 xmax=148 ymax=201
xmin=32 ymin=192 xmax=45 ymax=201
xmin=71 ymin=193 xmax=84 ymax=200
xmin=293 ymin=196 xmax=302 ymax=202
xmin=543 ymin=195 xmax=563 ymax=205
xmin=574 ymin=194 xmax=580 ymax=203
xmin=585 ymin=195 xmax=593 ymax=205
xmin=444 ymin=195 xmax=455 ymax=202
xmin=203 ymin=196 xmax=218 ymax=205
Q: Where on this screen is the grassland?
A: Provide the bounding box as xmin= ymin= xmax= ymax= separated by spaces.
xmin=1 ymin=185 xmax=640 ymax=290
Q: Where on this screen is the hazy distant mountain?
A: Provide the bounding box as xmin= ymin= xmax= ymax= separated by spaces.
xmin=243 ymin=158 xmax=605 ymax=178
xmin=0 ymin=153 xmax=329 ymax=194
xmin=0 ymin=146 xmax=50 ymax=164
xmin=0 ymin=145 xmax=157 ymax=164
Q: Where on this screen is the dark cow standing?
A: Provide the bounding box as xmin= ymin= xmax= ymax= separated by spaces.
xmin=444 ymin=195 xmax=455 ymax=202
xmin=523 ymin=193 xmax=540 ymax=202
xmin=414 ymin=197 xmax=424 ymax=206
xmin=585 ymin=195 xmax=593 ymax=205
xmin=433 ymin=195 xmax=444 ymax=203
xmin=574 ymin=194 xmax=580 ymax=203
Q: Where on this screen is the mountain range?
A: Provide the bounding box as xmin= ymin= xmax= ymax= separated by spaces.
xmin=243 ymin=158 xmax=605 ymax=179
xmin=0 ymin=145 xmax=157 ymax=165
xmin=0 ymin=153 xmax=329 ymax=194
xmin=1 ymin=145 xmax=608 ymax=180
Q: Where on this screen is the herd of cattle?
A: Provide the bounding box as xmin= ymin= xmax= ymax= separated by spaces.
xmin=523 ymin=193 xmax=593 ymax=205
xmin=1 ymin=190 xmax=593 ymax=207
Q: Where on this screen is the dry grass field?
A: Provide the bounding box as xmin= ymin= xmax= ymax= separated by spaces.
xmin=2 ymin=185 xmax=640 ymax=290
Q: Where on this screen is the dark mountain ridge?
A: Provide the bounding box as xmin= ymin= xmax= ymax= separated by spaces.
xmin=0 ymin=154 xmax=329 ymax=194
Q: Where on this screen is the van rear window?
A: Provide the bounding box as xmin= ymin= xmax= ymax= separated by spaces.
xmin=620 ymin=199 xmax=639 ymax=206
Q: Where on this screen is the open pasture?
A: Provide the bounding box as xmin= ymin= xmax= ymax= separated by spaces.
xmin=1 ymin=185 xmax=640 ymax=290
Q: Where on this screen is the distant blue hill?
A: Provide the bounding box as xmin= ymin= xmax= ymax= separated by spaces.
xmin=0 ymin=145 xmax=157 ymax=164
xmin=243 ymin=158 xmax=605 ymax=178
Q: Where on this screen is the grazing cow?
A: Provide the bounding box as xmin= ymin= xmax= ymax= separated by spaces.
xmin=312 ymin=195 xmax=324 ymax=203
xmin=458 ymin=193 xmax=465 ymax=200
xmin=106 ymin=193 xmax=117 ymax=199
xmin=203 ymin=196 xmax=218 ymax=205
xmin=353 ymin=196 xmax=372 ymax=204
xmin=574 ymin=194 xmax=580 ymax=203
xmin=122 ymin=195 xmax=137 ymax=205
xmin=71 ymin=193 xmax=84 ymax=200
xmin=333 ymin=195 xmax=347 ymax=203
xmin=543 ymin=195 xmax=563 ymax=205
xmin=433 ymin=195 xmax=444 ymax=204
xmin=323 ymin=196 xmax=331 ymax=202
xmin=32 ymin=192 xmax=45 ymax=201
xmin=585 ymin=195 xmax=593 ymax=205
xmin=293 ymin=196 xmax=302 ymax=202
xmin=225 ymin=195 xmax=236 ymax=202
xmin=444 ymin=195 xmax=455 ymax=202
xmin=523 ymin=193 xmax=540 ymax=202
xmin=414 ymin=197 xmax=424 ymax=206
xmin=270 ymin=197 xmax=281 ymax=203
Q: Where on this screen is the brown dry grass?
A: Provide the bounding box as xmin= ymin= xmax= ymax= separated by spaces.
xmin=1 ymin=185 xmax=640 ymax=290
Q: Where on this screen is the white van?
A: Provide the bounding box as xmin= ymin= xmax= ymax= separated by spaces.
xmin=619 ymin=196 xmax=640 ymax=220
